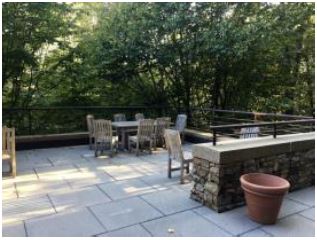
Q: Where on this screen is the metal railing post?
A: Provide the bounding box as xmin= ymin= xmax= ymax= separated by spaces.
xmin=28 ymin=110 xmax=32 ymax=135
xmin=273 ymin=123 xmax=277 ymax=138
xmin=213 ymin=129 xmax=217 ymax=146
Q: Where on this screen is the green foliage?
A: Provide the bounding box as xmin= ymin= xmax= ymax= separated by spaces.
xmin=2 ymin=2 xmax=315 ymax=116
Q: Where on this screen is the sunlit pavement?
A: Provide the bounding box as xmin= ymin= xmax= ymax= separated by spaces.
xmin=2 ymin=144 xmax=315 ymax=237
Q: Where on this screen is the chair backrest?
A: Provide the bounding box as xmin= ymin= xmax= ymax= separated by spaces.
xmin=137 ymin=119 xmax=155 ymax=142
xmin=156 ymin=117 xmax=171 ymax=137
xmin=2 ymin=126 xmax=15 ymax=155
xmin=114 ymin=113 xmax=126 ymax=122
xmin=240 ymin=127 xmax=260 ymax=139
xmin=164 ymin=129 xmax=183 ymax=162
xmin=175 ymin=114 xmax=187 ymax=132
xmin=135 ymin=113 xmax=145 ymax=121
xmin=86 ymin=114 xmax=94 ymax=137
xmin=93 ymin=120 xmax=113 ymax=141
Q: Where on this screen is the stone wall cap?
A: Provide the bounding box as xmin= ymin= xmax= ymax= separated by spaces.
xmin=192 ymin=132 xmax=315 ymax=164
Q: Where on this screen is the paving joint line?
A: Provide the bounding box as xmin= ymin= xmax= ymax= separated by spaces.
xmin=46 ymin=193 xmax=58 ymax=213
xmin=95 ymin=183 xmax=114 ymax=201
xmin=236 ymin=225 xmax=265 ymax=237
xmin=191 ymin=209 xmax=234 ymax=236
xmin=23 ymin=220 xmax=29 ymax=237
xmin=86 ymin=205 xmax=108 ymax=232
xmin=286 ymin=195 xmax=314 ymax=208
xmin=297 ymin=212 xmax=315 ymax=222
xmin=137 ymin=195 xmax=166 ymax=216
xmin=259 ymin=228 xmax=275 ymax=237
xmin=139 ymin=222 xmax=154 ymax=237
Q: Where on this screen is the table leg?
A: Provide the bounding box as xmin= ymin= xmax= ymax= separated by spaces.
xmin=122 ymin=129 xmax=126 ymax=150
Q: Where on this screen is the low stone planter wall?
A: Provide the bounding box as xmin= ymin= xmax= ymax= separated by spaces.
xmin=190 ymin=132 xmax=315 ymax=212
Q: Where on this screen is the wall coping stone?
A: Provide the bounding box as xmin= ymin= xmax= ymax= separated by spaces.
xmin=192 ymin=132 xmax=315 ymax=165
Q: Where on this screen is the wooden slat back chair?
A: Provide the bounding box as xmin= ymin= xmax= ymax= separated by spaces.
xmin=86 ymin=114 xmax=95 ymax=149
xmin=128 ymin=119 xmax=155 ymax=156
xmin=114 ymin=113 xmax=126 ymax=122
xmin=164 ymin=129 xmax=192 ymax=184
xmin=135 ymin=113 xmax=145 ymax=121
xmin=154 ymin=117 xmax=171 ymax=149
xmin=93 ymin=120 xmax=118 ymax=157
xmin=2 ymin=127 xmax=16 ymax=177
xmin=174 ymin=114 xmax=187 ymax=142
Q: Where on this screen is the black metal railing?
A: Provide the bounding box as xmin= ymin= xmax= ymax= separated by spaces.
xmin=2 ymin=106 xmax=179 ymax=135
xmin=2 ymin=106 xmax=315 ymax=139
xmin=210 ymin=119 xmax=315 ymax=146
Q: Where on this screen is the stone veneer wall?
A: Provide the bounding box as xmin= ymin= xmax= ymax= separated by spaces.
xmin=190 ymin=133 xmax=315 ymax=213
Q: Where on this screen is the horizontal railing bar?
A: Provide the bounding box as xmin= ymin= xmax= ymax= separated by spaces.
xmin=210 ymin=119 xmax=315 ymax=130
xmin=3 ymin=106 xmax=314 ymax=119
xmin=203 ymin=108 xmax=313 ymax=119
xmin=213 ymin=116 xmax=260 ymax=123
xmin=2 ymin=105 xmax=172 ymax=111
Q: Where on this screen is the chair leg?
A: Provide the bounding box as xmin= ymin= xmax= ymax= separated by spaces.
xmin=110 ymin=142 xmax=113 ymax=158
xmin=128 ymin=139 xmax=132 ymax=152
xmin=89 ymin=136 xmax=92 ymax=150
xmin=154 ymin=137 xmax=157 ymax=150
xmin=136 ymin=142 xmax=140 ymax=156
xmin=95 ymin=142 xmax=98 ymax=157
xmin=167 ymin=156 xmax=172 ymax=178
xmin=186 ymin=163 xmax=190 ymax=174
xmin=180 ymin=161 xmax=185 ymax=184
xmin=12 ymin=157 xmax=16 ymax=177
xmin=149 ymin=140 xmax=152 ymax=154
xmin=181 ymin=132 xmax=185 ymax=143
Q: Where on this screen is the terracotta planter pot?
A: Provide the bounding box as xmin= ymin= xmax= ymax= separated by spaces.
xmin=240 ymin=173 xmax=290 ymax=224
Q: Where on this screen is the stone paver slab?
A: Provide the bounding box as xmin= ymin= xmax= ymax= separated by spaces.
xmin=25 ymin=208 xmax=105 ymax=237
xmin=35 ymin=165 xmax=79 ymax=180
xmin=98 ymin=224 xmax=151 ymax=237
xmin=103 ymin=165 xmax=146 ymax=180
xmin=67 ymin=171 xmax=114 ymax=189
xmin=139 ymin=172 xmax=180 ymax=190
xmin=262 ymin=214 xmax=315 ymax=237
xmin=287 ymin=187 xmax=315 ymax=207
xmin=49 ymin=186 xmax=111 ymax=211
xmin=2 ymin=221 xmax=26 ymax=237
xmin=194 ymin=206 xmax=259 ymax=236
xmin=142 ymin=210 xmax=231 ymax=237
xmin=2 ymin=187 xmax=18 ymax=200
xmin=278 ymin=198 xmax=310 ymax=219
xmin=299 ymin=207 xmax=315 ymax=221
xmin=2 ymin=195 xmax=55 ymax=224
xmin=240 ymin=229 xmax=272 ymax=237
xmin=90 ymin=197 xmax=163 ymax=231
xmin=141 ymin=187 xmax=201 ymax=215
xmin=98 ymin=178 xmax=156 ymax=200
xmin=15 ymin=179 xmax=71 ymax=198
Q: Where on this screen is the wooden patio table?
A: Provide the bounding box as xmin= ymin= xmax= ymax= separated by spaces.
xmin=112 ymin=121 xmax=139 ymax=150
xmin=112 ymin=120 xmax=172 ymax=150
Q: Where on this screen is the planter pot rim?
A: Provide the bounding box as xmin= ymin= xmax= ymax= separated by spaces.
xmin=240 ymin=173 xmax=290 ymax=193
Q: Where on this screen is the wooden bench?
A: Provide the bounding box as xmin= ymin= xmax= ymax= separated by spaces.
xmin=2 ymin=127 xmax=16 ymax=177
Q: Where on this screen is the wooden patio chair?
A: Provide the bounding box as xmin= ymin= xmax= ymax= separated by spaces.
xmin=113 ymin=113 xmax=126 ymax=122
xmin=93 ymin=120 xmax=118 ymax=157
xmin=128 ymin=119 xmax=155 ymax=156
xmin=164 ymin=129 xmax=192 ymax=184
xmin=86 ymin=114 xmax=95 ymax=149
xmin=154 ymin=117 xmax=171 ymax=149
xmin=2 ymin=126 xmax=16 ymax=177
xmin=174 ymin=114 xmax=187 ymax=142
xmin=135 ymin=113 xmax=145 ymax=121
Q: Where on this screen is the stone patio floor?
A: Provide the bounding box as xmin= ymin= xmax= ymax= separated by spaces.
xmin=2 ymin=144 xmax=315 ymax=237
